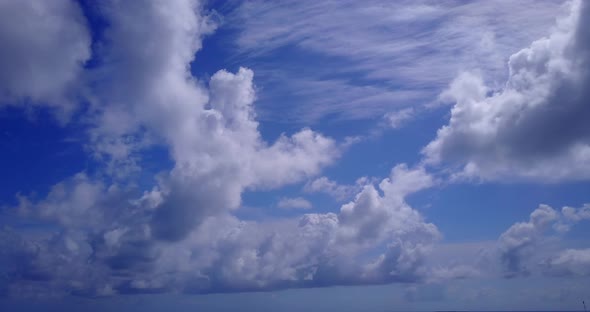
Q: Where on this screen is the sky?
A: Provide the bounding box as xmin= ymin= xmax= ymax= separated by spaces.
xmin=0 ymin=0 xmax=589 ymax=311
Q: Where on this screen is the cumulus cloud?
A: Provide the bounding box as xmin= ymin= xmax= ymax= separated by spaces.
xmin=0 ymin=0 xmax=90 ymax=120
xmin=0 ymin=0 xmax=442 ymax=298
xmin=543 ymin=248 xmax=590 ymax=276
xmin=304 ymin=165 xmax=434 ymax=223
xmin=561 ymin=203 xmax=590 ymax=222
xmin=277 ymin=197 xmax=312 ymax=210
xmin=77 ymin=0 xmax=340 ymax=242
xmin=424 ymin=1 xmax=590 ymax=181
xmin=498 ymin=205 xmax=559 ymax=278
xmin=436 ymin=203 xmax=590 ymax=281
xmin=496 ymin=203 xmax=590 ymax=278
xmin=303 ymin=176 xmax=368 ymax=202
xmin=0 ymin=164 xmax=439 ymax=296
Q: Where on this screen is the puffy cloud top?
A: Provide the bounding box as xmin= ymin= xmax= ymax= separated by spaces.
xmin=1 ymin=164 xmax=439 ymax=296
xmin=424 ymin=1 xmax=590 ymax=182
xmin=0 ymin=0 xmax=441 ymax=298
xmin=497 ymin=203 xmax=590 ymax=278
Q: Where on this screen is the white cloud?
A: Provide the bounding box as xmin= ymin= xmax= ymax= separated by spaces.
xmin=75 ymin=0 xmax=340 ymax=241
xmin=1 ymin=164 xmax=440 ymax=296
xmin=429 ymin=265 xmax=481 ymax=282
xmin=544 ymin=248 xmax=590 ymax=276
xmin=0 ymin=0 xmax=442 ymax=298
xmin=386 ymin=108 xmax=415 ymax=129
xmin=0 ymin=0 xmax=90 ymax=120
xmin=182 ymin=165 xmax=439 ymax=289
xmin=424 ymin=1 xmax=590 ymax=182
xmin=496 ymin=203 xmax=590 ymax=278
xmin=561 ymin=204 xmax=590 ymax=222
xmin=303 ymin=176 xmax=368 ymax=202
xmin=2 ymin=0 xmax=586 ymax=303
xmin=277 ymin=197 xmax=313 ymax=210
xmin=498 ymin=205 xmax=559 ymax=278
xmin=429 ymin=203 xmax=590 ymax=281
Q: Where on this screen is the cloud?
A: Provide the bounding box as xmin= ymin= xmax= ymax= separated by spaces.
xmin=561 ymin=204 xmax=590 ymax=222
xmin=0 ymin=0 xmax=90 ymax=120
xmin=0 ymin=0 xmax=441 ymax=298
xmin=75 ymin=0 xmax=340 ymax=242
xmin=277 ymin=197 xmax=312 ymax=210
xmin=424 ymin=1 xmax=590 ymax=182
xmin=385 ymin=108 xmax=415 ymax=129
xmin=423 ymin=241 xmax=496 ymax=283
xmin=303 ymin=176 xmax=368 ymax=202
xmin=496 ymin=203 xmax=590 ymax=278
xmin=429 ymin=265 xmax=481 ymax=281
xmin=231 ymin=0 xmax=564 ymax=124
xmin=433 ymin=203 xmax=590 ymax=281
xmin=1 ymin=164 xmax=440 ymax=296
xmin=4 ymin=0 xmax=585 ymax=303
xmin=498 ymin=205 xmax=559 ymax=278
xmin=543 ymin=248 xmax=590 ymax=276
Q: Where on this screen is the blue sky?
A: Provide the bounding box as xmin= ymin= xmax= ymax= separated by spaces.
xmin=1 ymin=0 xmax=590 ymax=311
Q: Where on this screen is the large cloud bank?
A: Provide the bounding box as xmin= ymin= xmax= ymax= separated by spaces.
xmin=2 ymin=165 xmax=439 ymax=297
xmin=0 ymin=0 xmax=440 ymax=298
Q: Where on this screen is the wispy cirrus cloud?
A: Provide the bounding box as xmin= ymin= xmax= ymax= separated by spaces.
xmin=230 ymin=0 xmax=565 ymax=125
